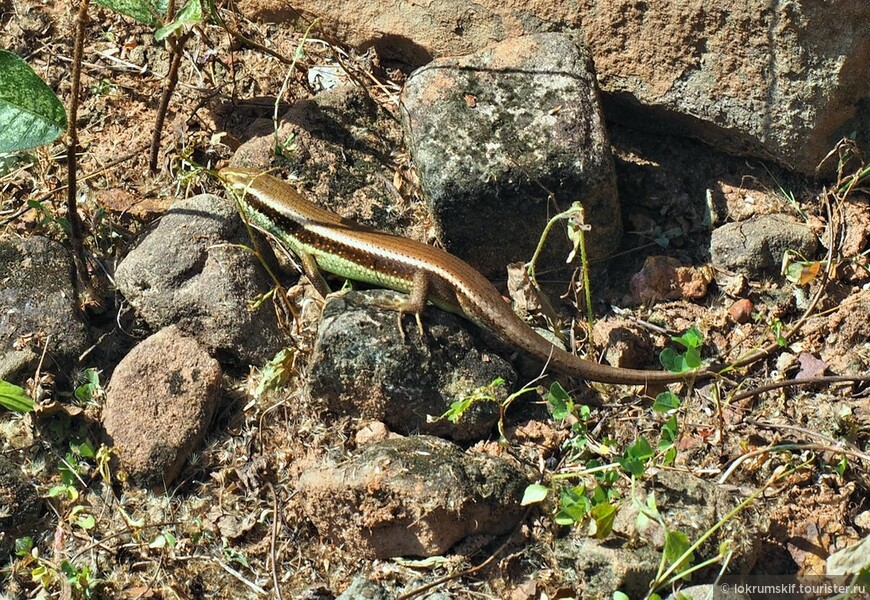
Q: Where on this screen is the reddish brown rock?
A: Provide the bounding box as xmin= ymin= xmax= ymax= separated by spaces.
xmin=297 ymin=436 xmax=528 ymax=558
xmin=728 ymin=298 xmax=754 ymax=324
xmin=629 ymin=256 xmax=711 ymax=303
xmin=102 ymin=327 xmax=222 ymax=489
xmin=593 ymin=319 xmax=657 ymax=370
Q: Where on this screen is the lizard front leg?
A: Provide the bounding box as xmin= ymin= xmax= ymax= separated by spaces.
xmin=299 ymin=251 xmax=332 ymax=298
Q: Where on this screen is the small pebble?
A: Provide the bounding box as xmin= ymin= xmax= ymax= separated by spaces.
xmin=728 ymin=298 xmax=754 ymax=323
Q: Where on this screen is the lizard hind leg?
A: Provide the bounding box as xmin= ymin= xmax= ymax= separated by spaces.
xmin=398 ymin=270 xmax=430 ymax=338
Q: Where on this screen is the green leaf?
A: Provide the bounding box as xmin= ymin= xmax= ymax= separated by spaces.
xmin=223 ymin=546 xmax=250 ymax=569
xmin=659 ymin=415 xmax=678 ymax=446
xmin=659 ymin=347 xmax=679 ymax=371
xmin=555 ymin=486 xmax=591 ymax=525
xmin=661 ymin=326 xmax=704 ymax=373
xmin=0 ymin=50 xmax=67 ymax=153
xmin=618 ymin=437 xmax=654 ymax=477
xmin=613 ymin=593 xmax=630 ymax=600
xmin=635 ymin=508 xmax=651 ymax=531
xmin=58 ymin=455 xmax=82 ymax=487
xmin=155 ymin=0 xmax=203 ymax=41
xmin=60 ymin=560 xmax=78 ymax=578
xmin=661 ymin=415 xmax=678 ymax=441
xmin=672 ymin=326 xmax=703 ymax=350
xmin=835 ymin=454 xmax=847 ymax=476
xmin=653 ymin=391 xmax=681 ymax=413
xmin=770 ymin=319 xmax=788 ymax=347
xmin=591 ymin=484 xmax=608 ymax=505
xmin=659 ymin=415 xmax=679 ymax=465
xmin=627 ymin=437 xmax=654 ymax=460
xmin=684 ymin=346 xmax=701 ymax=368
xmin=31 ymin=564 xmax=51 ymax=587
xmin=521 ymin=483 xmax=549 ymax=506
xmin=48 ymin=484 xmax=74 ymax=499
xmin=94 ymin=0 xmax=167 ymax=26
xmin=255 ymin=348 xmax=296 ymax=397
xmin=75 ymin=514 xmax=96 ymax=530
xmin=73 ymin=439 xmax=96 ymax=459
xmin=0 ymin=380 xmax=34 ymax=413
xmin=590 ymin=501 xmax=616 ymax=538
xmin=74 ymin=368 xmax=103 ymax=403
xmin=14 ymin=536 xmax=34 ymax=556
xmin=619 ymin=457 xmax=645 ymax=477
xmin=663 ymin=530 xmax=695 ymax=578
xmin=442 ymin=398 xmax=472 ymax=423
xmin=547 ymin=381 xmax=574 ymax=420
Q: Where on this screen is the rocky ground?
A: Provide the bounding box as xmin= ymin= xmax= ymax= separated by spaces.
xmin=1 ymin=2 xmax=869 ymax=600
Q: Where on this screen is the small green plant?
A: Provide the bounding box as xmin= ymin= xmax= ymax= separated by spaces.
xmin=15 ymin=536 xmax=34 ymax=557
xmin=542 ymin=480 xmax=620 ymax=538
xmin=767 ymin=317 xmax=789 ymax=347
xmin=60 ymin=560 xmax=102 ymax=599
xmin=15 ymin=535 xmax=104 ymax=598
xmin=659 ymin=326 xmax=704 ymax=373
xmin=548 ymin=380 xmax=591 ymax=422
xmin=760 ymin=163 xmax=807 ymax=220
xmin=27 ymin=198 xmax=72 ymax=234
xmin=435 ymin=377 xmax=537 ymax=442
xmin=94 ymin=0 xmax=205 ymax=38
xmin=47 ymin=440 xmax=97 ymax=501
xmin=88 ymin=78 xmax=115 ymax=96
xmin=68 ymin=504 xmax=96 ymax=531
xmin=255 ymin=348 xmax=297 ymax=398
xmin=552 ymin=484 xmax=591 ymax=525
xmin=617 ymin=437 xmax=655 ymax=477
xmin=526 ymin=478 xmax=621 ymax=538
xmin=439 ymin=377 xmax=507 ymax=424
xmin=148 ymin=530 xmax=178 ymax=550
xmin=274 ymin=130 xmax=298 ymax=162
xmin=548 ymin=381 xmax=593 ymax=459
xmin=643 ymin=458 xmax=815 ymax=599
xmin=74 ymin=368 xmax=105 ymax=405
xmin=525 ymin=380 xmax=691 ymax=545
